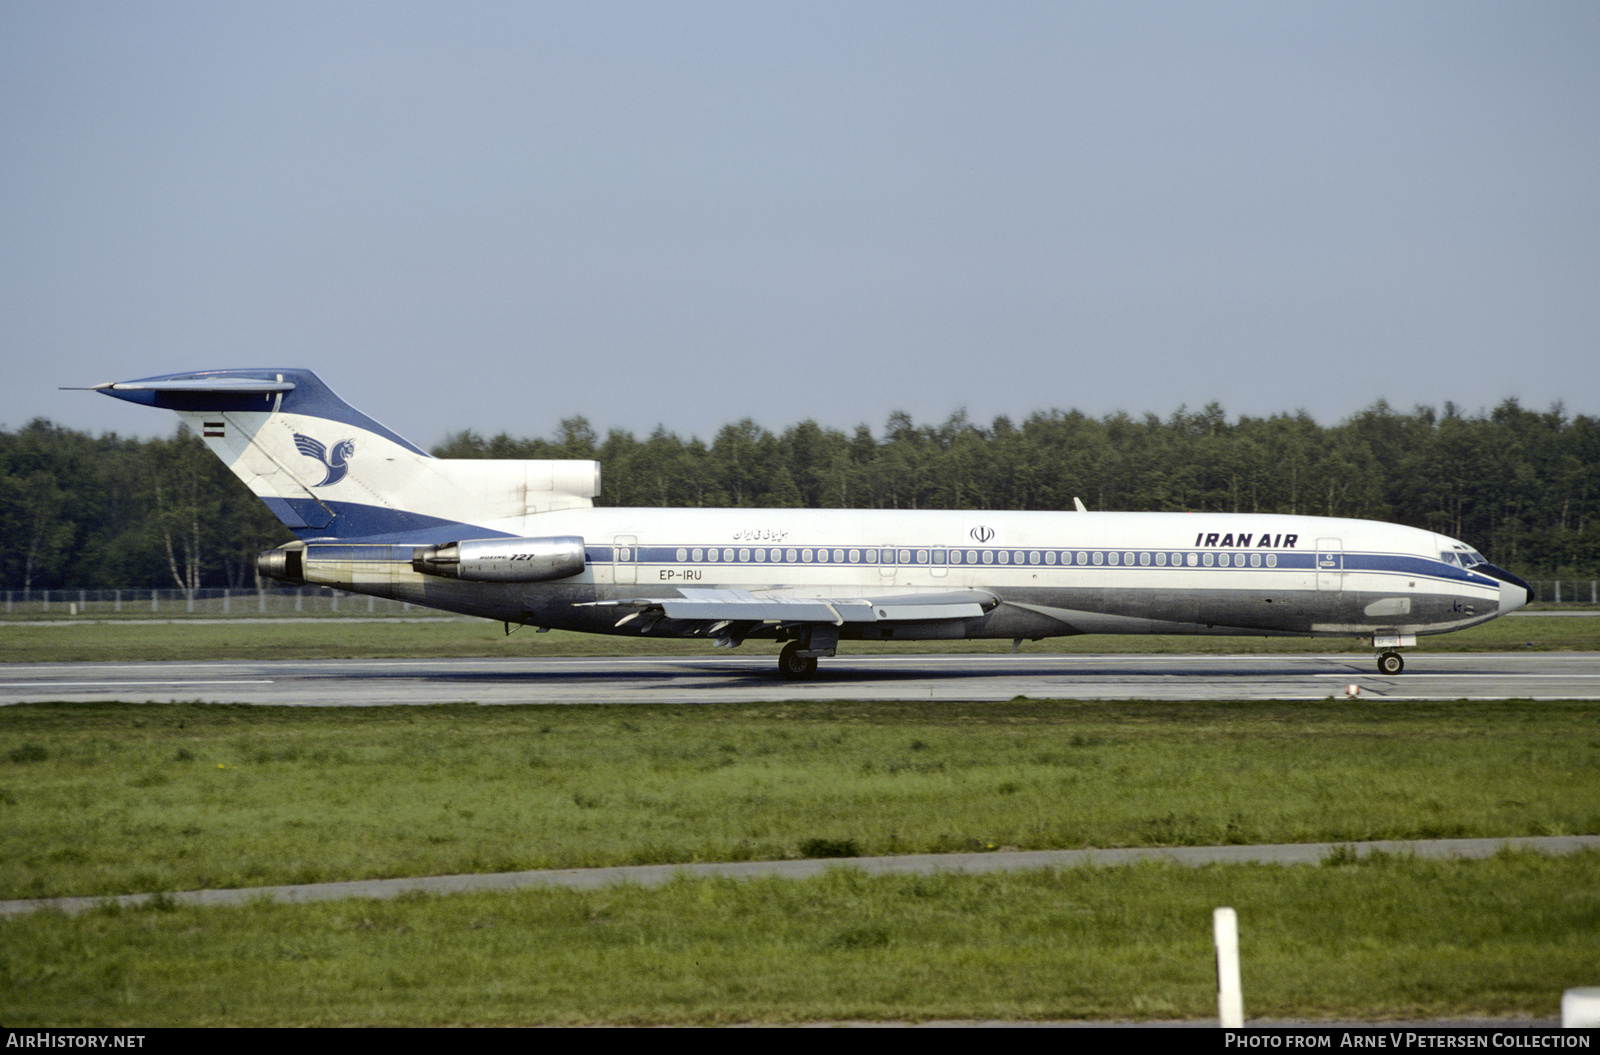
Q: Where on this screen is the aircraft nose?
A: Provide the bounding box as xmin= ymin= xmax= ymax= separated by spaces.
xmin=1480 ymin=563 xmax=1530 ymax=614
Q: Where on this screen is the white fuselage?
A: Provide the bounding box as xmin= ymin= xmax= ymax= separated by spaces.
xmin=293 ymin=506 xmax=1519 ymax=642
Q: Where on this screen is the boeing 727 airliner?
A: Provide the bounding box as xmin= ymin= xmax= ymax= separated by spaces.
xmin=90 ymin=369 xmax=1530 ymax=678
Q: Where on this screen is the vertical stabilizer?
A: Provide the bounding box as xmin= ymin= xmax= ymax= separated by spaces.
xmin=93 ymin=369 xmax=598 ymax=540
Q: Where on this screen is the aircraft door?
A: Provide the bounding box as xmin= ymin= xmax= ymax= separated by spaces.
xmin=876 ymin=546 xmax=897 ymax=584
xmin=613 ymin=535 xmax=637 ymax=585
xmin=1316 ymin=538 xmax=1343 ymax=591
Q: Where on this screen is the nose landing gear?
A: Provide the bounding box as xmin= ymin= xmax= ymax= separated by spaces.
xmin=1372 ymin=632 xmax=1415 ymax=676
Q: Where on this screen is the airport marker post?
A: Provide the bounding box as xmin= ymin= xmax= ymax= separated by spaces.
xmin=1215 ymin=907 xmax=1244 ymax=1028
xmin=1564 ymin=987 xmax=1600 ymax=1027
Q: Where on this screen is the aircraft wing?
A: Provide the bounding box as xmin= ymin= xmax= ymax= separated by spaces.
xmin=657 ymin=587 xmax=995 ymax=624
xmin=589 ymin=587 xmax=998 ymax=642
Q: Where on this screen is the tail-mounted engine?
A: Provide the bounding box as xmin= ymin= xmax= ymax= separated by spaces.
xmin=256 ymin=535 xmax=587 ymax=586
xmin=410 ymin=536 xmax=586 ymax=582
xmin=257 ymin=541 xmax=306 ymax=584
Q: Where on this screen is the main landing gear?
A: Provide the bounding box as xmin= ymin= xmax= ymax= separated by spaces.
xmin=1376 ymin=651 xmax=1405 ymax=676
xmin=776 ymin=625 xmax=838 ymax=680
xmin=778 ymin=641 xmax=819 ymax=680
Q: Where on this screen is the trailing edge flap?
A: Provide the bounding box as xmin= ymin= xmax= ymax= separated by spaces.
xmin=655 ymin=588 xmax=998 ymax=626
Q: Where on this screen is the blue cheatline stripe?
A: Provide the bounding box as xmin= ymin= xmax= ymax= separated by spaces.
xmin=621 ymin=544 xmax=1304 ymax=569
xmin=287 ymin=507 xmax=515 ymax=545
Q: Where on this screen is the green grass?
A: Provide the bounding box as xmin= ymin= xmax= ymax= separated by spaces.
xmin=0 ymin=611 xmax=1591 ymax=663
xmin=1 ymin=852 xmax=1593 ymax=1025
xmin=2 ymin=678 xmax=1596 ymax=1024
xmin=1 ymin=699 xmax=1596 ymax=901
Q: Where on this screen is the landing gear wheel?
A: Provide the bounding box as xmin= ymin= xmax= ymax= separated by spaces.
xmin=778 ymin=641 xmax=819 ymax=680
xmin=1376 ymin=651 xmax=1404 ymax=676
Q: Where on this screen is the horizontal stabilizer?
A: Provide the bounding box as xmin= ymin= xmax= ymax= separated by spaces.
xmin=93 ymin=378 xmax=297 ymax=394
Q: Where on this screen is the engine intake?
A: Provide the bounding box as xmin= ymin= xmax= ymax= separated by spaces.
xmin=411 ymin=535 xmax=586 ymax=582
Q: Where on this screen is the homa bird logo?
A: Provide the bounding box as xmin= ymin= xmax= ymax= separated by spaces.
xmin=293 ymin=433 xmax=356 ymax=487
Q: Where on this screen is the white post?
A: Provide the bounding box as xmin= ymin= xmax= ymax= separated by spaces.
xmin=1214 ymin=907 xmax=1244 ymax=1028
xmin=1563 ymin=987 xmax=1600 ymax=1027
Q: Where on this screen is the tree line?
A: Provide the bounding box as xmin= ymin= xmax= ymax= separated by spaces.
xmin=3 ymin=398 xmax=1597 ymax=592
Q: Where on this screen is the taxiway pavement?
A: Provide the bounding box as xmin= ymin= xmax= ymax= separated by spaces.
xmin=4 ymin=835 xmax=1595 ymax=918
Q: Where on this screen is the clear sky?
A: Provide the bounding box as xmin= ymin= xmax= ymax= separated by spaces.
xmin=4 ymin=1 xmax=1597 ymax=449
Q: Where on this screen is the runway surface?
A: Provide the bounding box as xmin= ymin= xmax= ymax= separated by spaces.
xmin=1 ymin=651 xmax=1597 ymax=705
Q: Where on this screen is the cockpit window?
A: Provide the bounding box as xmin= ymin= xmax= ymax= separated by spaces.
xmin=1440 ymin=551 xmax=1460 ymax=566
